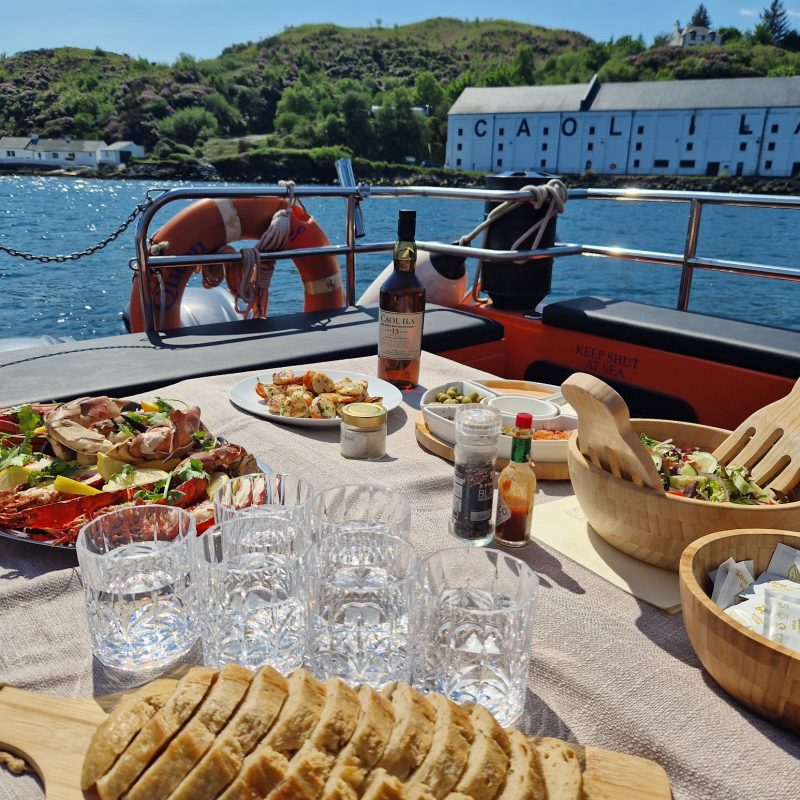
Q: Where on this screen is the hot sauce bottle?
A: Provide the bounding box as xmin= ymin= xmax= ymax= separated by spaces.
xmin=494 ymin=412 xmax=536 ymax=547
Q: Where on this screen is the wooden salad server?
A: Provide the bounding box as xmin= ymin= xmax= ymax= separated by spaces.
xmin=712 ymin=376 xmax=800 ymax=495
xmin=560 ymin=372 xmax=664 ymax=490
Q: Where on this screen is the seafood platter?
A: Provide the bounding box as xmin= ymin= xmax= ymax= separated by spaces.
xmin=229 ymin=368 xmax=403 ymax=428
xmin=0 ymin=396 xmax=258 ymax=547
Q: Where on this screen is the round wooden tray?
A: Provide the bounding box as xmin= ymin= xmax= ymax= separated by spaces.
xmin=414 ymin=412 xmax=571 ymax=481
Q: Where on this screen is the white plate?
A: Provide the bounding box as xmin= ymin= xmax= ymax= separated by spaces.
xmin=229 ymin=371 xmax=404 ymax=427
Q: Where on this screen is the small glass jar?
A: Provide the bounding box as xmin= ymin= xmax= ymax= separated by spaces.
xmin=340 ymin=403 xmax=387 ymax=460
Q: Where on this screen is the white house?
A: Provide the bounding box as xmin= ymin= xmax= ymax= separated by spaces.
xmin=668 ymin=21 xmax=720 ymax=47
xmin=0 ymin=136 xmax=144 ymax=167
xmin=446 ymin=75 xmax=800 ymax=177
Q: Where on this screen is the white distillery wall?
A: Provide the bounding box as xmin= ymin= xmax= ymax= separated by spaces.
xmin=447 ymin=106 xmax=800 ymax=176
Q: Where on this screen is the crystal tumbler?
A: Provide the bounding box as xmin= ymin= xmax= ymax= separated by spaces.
xmin=76 ymin=505 xmax=198 ymax=670
xmin=414 ymin=547 xmax=539 ymax=725
xmin=305 ymin=530 xmax=417 ymax=689
xmin=194 ymin=508 xmax=307 ymax=671
xmin=214 ymin=472 xmax=314 ymax=523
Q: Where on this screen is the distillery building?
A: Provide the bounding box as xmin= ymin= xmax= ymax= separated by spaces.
xmin=446 ymin=75 xmax=800 ymax=177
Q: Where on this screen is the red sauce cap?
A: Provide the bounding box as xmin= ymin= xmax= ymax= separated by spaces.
xmin=515 ymin=412 xmax=533 ymax=428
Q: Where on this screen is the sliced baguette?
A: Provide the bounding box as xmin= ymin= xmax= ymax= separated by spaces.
xmin=95 ymin=666 xmax=217 ymax=800
xmin=530 ymin=736 xmax=581 ymax=800
xmin=452 ymin=730 xmax=509 ymax=800
xmin=309 ymin=677 xmax=361 ymax=755
xmin=123 ymin=664 xmax=252 ymax=800
xmin=378 ymin=684 xmax=436 ymax=780
xmin=495 ymin=730 xmax=547 ymax=800
xmin=407 ymin=694 xmax=474 ymax=799
xmin=262 ymin=668 xmax=327 ymax=755
xmin=80 ymin=678 xmax=177 ymax=791
xmin=362 ymin=767 xmax=410 ymax=800
xmin=267 ymin=741 xmax=336 ymax=800
xmin=468 ymin=704 xmax=511 ymax=758
xmin=217 ymin=743 xmax=289 ymax=800
xmin=166 ymin=665 xmax=288 ymax=800
xmin=321 ymin=685 xmax=396 ymax=800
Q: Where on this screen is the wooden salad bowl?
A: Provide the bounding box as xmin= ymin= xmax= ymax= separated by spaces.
xmin=679 ymin=528 xmax=800 ymax=732
xmin=562 ymin=373 xmax=800 ymax=571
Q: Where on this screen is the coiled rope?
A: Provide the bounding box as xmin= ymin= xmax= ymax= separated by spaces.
xmin=462 ymin=179 xmax=568 ymax=303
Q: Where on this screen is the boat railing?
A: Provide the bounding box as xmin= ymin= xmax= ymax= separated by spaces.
xmin=134 ymin=179 xmax=800 ymax=332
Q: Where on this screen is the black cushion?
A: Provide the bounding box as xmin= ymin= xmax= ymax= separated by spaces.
xmin=0 ymin=304 xmax=503 ymax=406
xmin=542 ymin=296 xmax=800 ymax=379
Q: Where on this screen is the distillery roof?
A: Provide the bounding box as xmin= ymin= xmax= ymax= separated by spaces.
xmin=449 ymin=76 xmax=800 ymax=115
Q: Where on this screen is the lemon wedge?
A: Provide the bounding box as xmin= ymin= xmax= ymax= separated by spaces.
xmin=96 ymin=452 xmax=129 ymax=482
xmin=53 ymin=475 xmax=102 ymax=496
xmin=0 ymin=465 xmax=32 ymax=492
xmin=205 ymin=471 xmax=230 ymax=500
xmin=103 ymin=468 xmax=169 ymax=492
xmin=139 ymin=400 xmax=160 ymax=413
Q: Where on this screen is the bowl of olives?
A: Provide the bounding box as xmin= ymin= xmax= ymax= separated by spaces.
xmin=420 ymin=381 xmax=491 ymax=407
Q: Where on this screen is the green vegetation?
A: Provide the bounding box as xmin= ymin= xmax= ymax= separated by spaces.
xmin=0 ymin=13 xmax=799 ymax=170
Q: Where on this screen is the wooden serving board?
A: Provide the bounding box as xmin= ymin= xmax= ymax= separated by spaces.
xmin=0 ymin=684 xmax=671 ymax=800
xmin=475 ymin=379 xmax=561 ymax=399
xmin=415 ymin=413 xmax=571 ymax=481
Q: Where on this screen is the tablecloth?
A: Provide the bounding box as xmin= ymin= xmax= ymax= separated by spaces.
xmin=0 ymin=352 xmax=797 ymax=800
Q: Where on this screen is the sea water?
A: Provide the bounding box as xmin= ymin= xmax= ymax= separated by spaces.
xmin=1 ymin=174 xmax=799 ymax=339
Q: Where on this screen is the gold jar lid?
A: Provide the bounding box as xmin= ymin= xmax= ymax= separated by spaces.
xmin=340 ymin=402 xmax=387 ymax=430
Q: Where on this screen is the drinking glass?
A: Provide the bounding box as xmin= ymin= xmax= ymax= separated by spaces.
xmin=305 ymin=530 xmax=417 ymax=689
xmin=214 ymin=472 xmax=314 ymax=523
xmin=414 ymin=548 xmax=539 ymax=725
xmin=193 ymin=508 xmax=307 ymax=671
xmin=307 ymin=484 xmax=411 ymax=542
xmin=76 ymin=505 xmax=198 ymax=671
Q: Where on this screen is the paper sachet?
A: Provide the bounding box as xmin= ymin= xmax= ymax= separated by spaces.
xmin=709 ymin=558 xmax=754 ymax=593
xmin=724 ymin=596 xmax=765 ymax=635
xmin=739 ymin=573 xmax=800 ymax=600
xmin=711 ymin=557 xmax=755 ymax=609
xmin=763 ymin=584 xmax=800 ymax=653
xmin=766 ymin=542 xmax=800 ymax=581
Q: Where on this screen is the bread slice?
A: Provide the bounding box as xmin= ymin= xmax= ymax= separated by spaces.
xmin=530 ymin=736 xmax=581 ymax=800
xmin=494 ymin=730 xmax=547 ymax=800
xmin=166 ymin=665 xmax=288 ymax=800
xmin=95 ymin=667 xmax=217 ymax=800
xmin=80 ymin=678 xmax=177 ymax=791
xmin=362 ymin=767 xmax=410 ymax=800
xmin=452 ymin=729 xmax=509 ymax=800
xmin=309 ymin=677 xmax=361 ymax=755
xmin=217 ymin=743 xmax=289 ymax=800
xmin=321 ymin=684 xmax=396 ymax=800
xmin=378 ymin=684 xmax=436 ymax=780
xmin=262 ymin=668 xmax=327 ymax=755
xmin=123 ymin=664 xmax=252 ymax=800
xmin=468 ymin=704 xmax=511 ymax=758
xmin=407 ymin=694 xmax=474 ymax=799
xmin=251 ymin=741 xmax=335 ymax=800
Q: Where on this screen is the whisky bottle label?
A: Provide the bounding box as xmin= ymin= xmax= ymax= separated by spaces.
xmin=378 ymin=310 xmax=424 ymax=360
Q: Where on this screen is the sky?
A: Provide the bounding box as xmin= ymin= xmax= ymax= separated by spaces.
xmin=2 ymin=0 xmax=799 ymax=64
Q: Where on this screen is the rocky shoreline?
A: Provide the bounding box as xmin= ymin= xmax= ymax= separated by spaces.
xmin=3 ymin=161 xmax=799 ymax=194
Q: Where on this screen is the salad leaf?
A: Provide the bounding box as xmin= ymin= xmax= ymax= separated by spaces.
xmin=17 ymin=405 xmax=44 ymax=439
xmin=174 ymin=458 xmax=208 ymax=483
xmin=191 ymin=430 xmax=217 ymax=451
xmin=27 ymin=460 xmax=81 ymax=485
xmin=0 ymin=442 xmax=35 ymax=471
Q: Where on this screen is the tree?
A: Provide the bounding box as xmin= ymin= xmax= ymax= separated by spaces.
xmin=511 ymin=43 xmax=536 ymax=84
xmin=157 ymin=107 xmax=218 ymax=146
xmin=760 ymin=0 xmax=790 ymax=44
xmin=690 ymin=4 xmax=711 ymax=28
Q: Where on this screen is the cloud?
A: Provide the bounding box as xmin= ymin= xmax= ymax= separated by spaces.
xmin=739 ymin=7 xmax=757 ymax=15
xmin=788 ymin=9 xmax=800 ymax=16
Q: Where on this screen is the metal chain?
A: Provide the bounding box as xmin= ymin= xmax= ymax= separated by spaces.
xmin=0 ymin=195 xmax=153 ymax=264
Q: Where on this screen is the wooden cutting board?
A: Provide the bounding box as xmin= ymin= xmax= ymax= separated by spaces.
xmin=0 ymin=683 xmax=671 ymax=799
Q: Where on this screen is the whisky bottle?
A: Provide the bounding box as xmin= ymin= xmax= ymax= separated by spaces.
xmin=378 ymin=209 xmax=426 ymax=389
xmin=494 ymin=412 xmax=536 ymax=547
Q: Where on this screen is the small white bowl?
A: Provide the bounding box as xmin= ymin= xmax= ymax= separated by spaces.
xmin=482 ymin=394 xmax=560 ymax=428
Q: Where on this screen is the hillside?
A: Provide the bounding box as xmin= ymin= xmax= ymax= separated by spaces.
xmin=0 ymin=17 xmax=798 ymax=167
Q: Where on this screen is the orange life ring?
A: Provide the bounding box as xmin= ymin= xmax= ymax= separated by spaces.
xmin=128 ymin=197 xmax=343 ymax=331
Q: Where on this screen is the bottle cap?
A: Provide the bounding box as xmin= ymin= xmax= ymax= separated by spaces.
xmin=455 ymin=405 xmax=501 ymax=439
xmin=397 ymin=209 xmax=416 ymax=241
xmin=340 ymin=402 xmax=387 ymax=430
xmin=515 ymin=412 xmax=533 ymax=429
